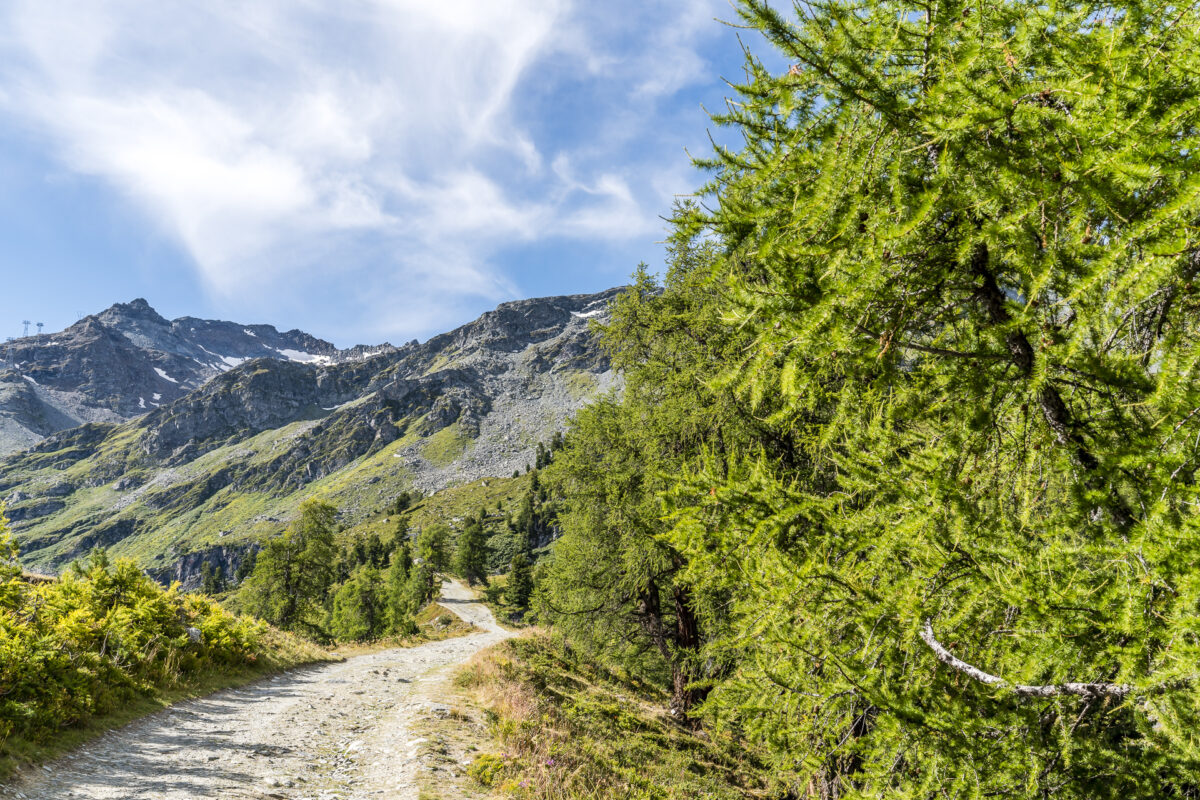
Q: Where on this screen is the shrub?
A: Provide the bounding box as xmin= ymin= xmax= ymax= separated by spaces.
xmin=0 ymin=514 xmax=286 ymax=756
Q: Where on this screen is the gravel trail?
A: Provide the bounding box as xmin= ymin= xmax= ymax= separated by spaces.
xmin=3 ymin=580 xmax=510 ymax=800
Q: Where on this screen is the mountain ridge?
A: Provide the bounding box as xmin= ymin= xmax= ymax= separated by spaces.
xmin=0 ymin=288 xmax=622 ymax=582
xmin=0 ymin=299 xmax=398 ymax=455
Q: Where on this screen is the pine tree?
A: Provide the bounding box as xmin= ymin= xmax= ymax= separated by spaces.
xmin=541 ymin=237 xmax=753 ymax=721
xmin=234 ymin=549 xmax=256 ymax=583
xmin=329 ymin=565 xmax=384 ymax=641
xmin=454 ymin=511 xmax=489 ymax=586
xmin=506 ymin=552 xmax=533 ymax=612
xmin=406 ymin=561 xmax=438 ymax=609
xmin=384 ymin=540 xmax=418 ymax=635
xmin=200 ymin=562 xmax=226 ymax=595
xmin=415 ymin=523 xmax=451 ymax=573
xmin=243 ymin=498 xmax=338 ymax=632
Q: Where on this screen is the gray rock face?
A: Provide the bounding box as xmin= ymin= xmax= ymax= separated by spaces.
xmin=147 ymin=543 xmax=254 ymax=590
xmin=0 ymin=288 xmax=624 ymax=578
xmin=0 ymin=298 xmax=383 ymax=455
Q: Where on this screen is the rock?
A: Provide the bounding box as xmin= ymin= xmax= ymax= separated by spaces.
xmin=114 ymin=475 xmax=143 ymax=491
xmin=2 ymin=290 xmax=622 ymax=582
xmin=4 ymin=500 xmax=65 ymax=522
xmin=0 ymin=299 xmax=348 ymax=457
xmin=185 ymin=627 xmax=203 ymax=644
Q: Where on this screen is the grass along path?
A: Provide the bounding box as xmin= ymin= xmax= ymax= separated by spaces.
xmin=2 ymin=579 xmax=511 ymax=800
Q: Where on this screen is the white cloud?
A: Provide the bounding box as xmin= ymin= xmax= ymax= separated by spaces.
xmin=0 ymin=0 xmax=729 ymax=340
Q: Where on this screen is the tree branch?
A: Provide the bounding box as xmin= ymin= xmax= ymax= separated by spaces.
xmin=920 ymin=619 xmax=1133 ymax=699
xmin=855 ymin=325 xmax=1007 ymax=361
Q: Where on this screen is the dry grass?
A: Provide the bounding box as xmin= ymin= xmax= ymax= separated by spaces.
xmin=452 ymin=631 xmax=778 ymax=800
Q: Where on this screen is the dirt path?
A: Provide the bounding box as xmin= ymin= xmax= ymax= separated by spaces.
xmin=3 ymin=580 xmax=510 ymax=800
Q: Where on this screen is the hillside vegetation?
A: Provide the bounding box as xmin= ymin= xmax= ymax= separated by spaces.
xmin=0 ymin=291 xmax=617 ymax=581
xmin=0 ymin=509 xmax=325 ymax=777
xmin=455 ymin=633 xmax=775 ymax=799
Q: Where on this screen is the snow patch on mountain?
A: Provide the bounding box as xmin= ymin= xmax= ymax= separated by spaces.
xmin=277 ymin=349 xmax=332 ymax=365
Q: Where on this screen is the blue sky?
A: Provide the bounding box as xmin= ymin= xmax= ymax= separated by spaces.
xmin=0 ymin=1 xmax=768 ymax=347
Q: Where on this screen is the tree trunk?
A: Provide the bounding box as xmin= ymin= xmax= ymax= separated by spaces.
xmin=670 ymin=584 xmax=709 ymax=726
xmin=972 ymin=243 xmax=1133 ymax=528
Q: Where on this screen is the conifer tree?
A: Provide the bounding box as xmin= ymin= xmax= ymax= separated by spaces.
xmin=542 ymin=236 xmax=757 ymax=720
xmin=384 ymin=540 xmax=418 ymax=634
xmin=234 ymin=549 xmax=256 ymax=583
xmin=653 ymin=0 xmax=1200 ymax=794
xmin=415 ymin=523 xmax=451 ymax=573
xmin=454 ymin=511 xmax=490 ymax=586
xmin=243 ymin=499 xmax=338 ymax=632
xmin=200 ymin=562 xmax=226 ymax=596
xmin=329 ymin=565 xmax=384 ymax=641
xmin=407 ymin=561 xmax=438 ymax=608
xmin=506 ymin=552 xmax=534 ymax=612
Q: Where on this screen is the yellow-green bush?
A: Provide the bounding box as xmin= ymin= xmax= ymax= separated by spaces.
xmin=0 ymin=512 xmax=274 ymax=753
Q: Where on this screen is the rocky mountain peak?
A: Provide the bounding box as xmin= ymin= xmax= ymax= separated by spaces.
xmin=96 ymin=297 xmax=162 ymax=321
xmin=0 ymin=287 xmax=623 ymax=580
xmin=0 ymin=300 xmax=345 ymax=454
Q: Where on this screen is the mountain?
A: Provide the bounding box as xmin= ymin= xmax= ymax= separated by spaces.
xmin=0 ymin=289 xmax=621 ymax=581
xmin=0 ymin=299 xmax=389 ymax=455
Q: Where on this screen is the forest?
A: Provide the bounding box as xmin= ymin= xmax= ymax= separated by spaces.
xmin=529 ymin=0 xmax=1200 ymax=796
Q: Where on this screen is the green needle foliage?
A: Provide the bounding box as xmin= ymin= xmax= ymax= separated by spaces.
xmin=541 ymin=237 xmax=763 ymax=718
xmin=240 ymin=498 xmax=432 ymax=642
xmin=329 ymin=565 xmax=386 ymax=642
xmin=242 ymin=499 xmax=338 ymax=634
xmin=536 ymin=0 xmax=1200 ymax=795
xmin=455 ymin=510 xmax=491 ymax=586
xmin=647 ymin=0 xmax=1200 ymax=795
xmin=416 ymin=522 xmax=452 ymax=573
xmin=506 ymin=552 xmax=534 ymax=613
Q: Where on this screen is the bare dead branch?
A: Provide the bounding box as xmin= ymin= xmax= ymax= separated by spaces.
xmin=920 ymin=619 xmax=1133 ymax=699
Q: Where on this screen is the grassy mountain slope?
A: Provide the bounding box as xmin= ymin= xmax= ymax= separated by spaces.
xmin=0 ymin=291 xmax=619 ymax=581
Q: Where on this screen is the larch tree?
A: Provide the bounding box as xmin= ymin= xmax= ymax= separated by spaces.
xmin=454 ymin=511 xmax=490 ymax=586
xmin=243 ymin=498 xmax=338 ymax=633
xmin=662 ymin=0 xmax=1200 ymax=795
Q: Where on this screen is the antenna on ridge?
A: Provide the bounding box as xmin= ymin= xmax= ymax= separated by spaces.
xmin=21 ymin=320 xmax=30 ymax=337
xmin=36 ymin=322 xmax=43 ymax=335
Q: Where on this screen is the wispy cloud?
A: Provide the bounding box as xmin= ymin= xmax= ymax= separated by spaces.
xmin=0 ymin=0 xmax=729 ymax=340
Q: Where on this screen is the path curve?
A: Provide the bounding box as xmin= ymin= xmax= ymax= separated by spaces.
xmin=3 ymin=579 xmax=510 ymax=800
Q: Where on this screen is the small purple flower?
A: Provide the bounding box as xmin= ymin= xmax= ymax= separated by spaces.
xmin=545 ymin=757 xmax=557 ymax=766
